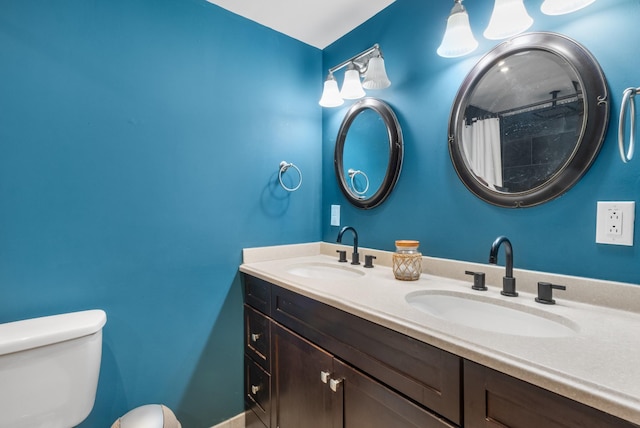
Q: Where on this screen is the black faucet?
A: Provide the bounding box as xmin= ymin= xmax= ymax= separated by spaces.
xmin=337 ymin=226 xmax=360 ymax=265
xmin=489 ymin=236 xmax=517 ymax=297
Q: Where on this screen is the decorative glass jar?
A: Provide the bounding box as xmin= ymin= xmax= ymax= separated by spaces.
xmin=392 ymin=240 xmax=422 ymax=281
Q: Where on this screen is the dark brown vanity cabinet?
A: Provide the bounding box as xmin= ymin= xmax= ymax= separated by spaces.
xmin=243 ymin=274 xmax=459 ymax=428
xmin=243 ymin=273 xmax=639 ymax=428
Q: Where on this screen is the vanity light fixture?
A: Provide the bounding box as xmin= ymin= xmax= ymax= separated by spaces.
xmin=437 ymin=0 xmax=478 ymax=58
xmin=484 ymin=0 xmax=533 ymax=40
xmin=541 ymin=0 xmax=596 ymax=15
xmin=439 ymin=0 xmax=594 ymax=58
xmin=319 ymin=44 xmax=391 ymax=108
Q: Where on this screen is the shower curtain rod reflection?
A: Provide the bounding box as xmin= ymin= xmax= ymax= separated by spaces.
xmin=496 ymin=91 xmax=582 ymax=117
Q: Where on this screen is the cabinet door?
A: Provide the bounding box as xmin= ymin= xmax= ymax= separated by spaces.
xmin=272 ymin=323 xmax=335 ymax=428
xmin=333 ymin=359 xmax=457 ymax=428
xmin=464 ymin=360 xmax=639 ymax=428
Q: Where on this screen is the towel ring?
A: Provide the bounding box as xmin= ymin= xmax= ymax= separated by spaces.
xmin=619 ymin=87 xmax=639 ymax=163
xmin=348 ymin=169 xmax=370 ymax=196
xmin=278 ymin=161 xmax=302 ymax=192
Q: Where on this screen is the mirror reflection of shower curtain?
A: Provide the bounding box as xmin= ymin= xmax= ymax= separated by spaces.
xmin=462 ymin=118 xmax=503 ymax=189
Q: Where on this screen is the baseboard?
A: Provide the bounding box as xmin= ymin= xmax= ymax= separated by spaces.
xmin=210 ymin=412 xmax=245 ymax=428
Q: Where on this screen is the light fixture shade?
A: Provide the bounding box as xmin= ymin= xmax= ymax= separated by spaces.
xmin=541 ymin=0 xmax=596 ymax=15
xmin=318 ymin=74 xmax=344 ymax=107
xmin=362 ymin=56 xmax=391 ymax=89
xmin=483 ymin=0 xmax=533 ymax=40
xmin=437 ymin=0 xmax=478 ymax=58
xmin=340 ymin=67 xmax=366 ymax=99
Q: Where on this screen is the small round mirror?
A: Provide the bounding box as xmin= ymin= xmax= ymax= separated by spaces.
xmin=449 ymin=32 xmax=609 ymax=208
xmin=335 ymin=98 xmax=403 ymax=209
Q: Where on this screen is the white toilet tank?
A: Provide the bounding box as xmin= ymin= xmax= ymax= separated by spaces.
xmin=0 ymin=309 xmax=107 ymax=428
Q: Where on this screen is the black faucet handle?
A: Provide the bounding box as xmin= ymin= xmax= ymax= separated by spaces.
xmin=536 ymin=282 xmax=566 ymax=305
xmin=364 ymin=255 xmax=376 ymax=268
xmin=336 ymin=250 xmax=347 ymax=263
xmin=465 ymin=270 xmax=487 ymax=291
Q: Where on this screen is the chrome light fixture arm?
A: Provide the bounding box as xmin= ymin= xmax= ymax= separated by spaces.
xmin=327 ymin=44 xmax=383 ymax=77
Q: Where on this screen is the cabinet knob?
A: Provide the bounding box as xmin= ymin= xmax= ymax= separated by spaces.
xmin=329 ymin=378 xmax=343 ymax=393
xmin=250 ymin=333 xmax=262 ymax=342
xmin=251 ymin=384 xmax=261 ymax=395
xmin=320 ymin=370 xmax=331 ymax=384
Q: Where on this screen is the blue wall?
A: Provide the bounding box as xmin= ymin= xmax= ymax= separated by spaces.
xmin=322 ymin=0 xmax=640 ymax=285
xmin=0 ymin=0 xmax=321 ymax=426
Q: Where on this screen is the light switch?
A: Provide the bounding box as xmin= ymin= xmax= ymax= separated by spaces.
xmin=330 ymin=205 xmax=340 ymax=226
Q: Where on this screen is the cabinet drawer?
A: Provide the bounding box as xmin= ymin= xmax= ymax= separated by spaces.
xmin=245 ymin=305 xmax=270 ymax=370
xmin=271 ymin=285 xmax=462 ymax=425
xmin=244 ymin=275 xmax=271 ymax=315
xmin=245 ymin=356 xmax=271 ymax=427
xmin=463 ymin=360 xmax=639 ymax=428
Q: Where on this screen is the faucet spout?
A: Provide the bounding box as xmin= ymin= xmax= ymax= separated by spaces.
xmin=489 ymin=236 xmax=517 ymax=296
xmin=489 ymin=236 xmax=513 ymax=277
xmin=337 ymin=226 xmax=360 ymax=265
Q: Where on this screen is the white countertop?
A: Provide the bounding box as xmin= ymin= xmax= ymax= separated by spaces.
xmin=240 ymin=242 xmax=640 ymax=425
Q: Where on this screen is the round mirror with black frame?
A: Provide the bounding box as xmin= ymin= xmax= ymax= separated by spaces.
xmin=448 ymin=32 xmax=609 ymax=208
xmin=335 ymin=98 xmax=403 ymax=209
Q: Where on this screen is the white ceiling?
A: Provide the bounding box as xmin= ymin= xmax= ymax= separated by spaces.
xmin=206 ymin=0 xmax=396 ymax=49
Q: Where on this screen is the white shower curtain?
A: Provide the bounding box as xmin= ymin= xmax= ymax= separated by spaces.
xmin=462 ymin=118 xmax=503 ymax=189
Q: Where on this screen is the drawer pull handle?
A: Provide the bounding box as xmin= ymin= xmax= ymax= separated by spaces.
xmin=251 ymin=384 xmax=261 ymax=395
xmin=250 ymin=333 xmax=262 ymax=342
xmin=329 ymin=378 xmax=343 ymax=393
xmin=320 ymin=370 xmax=331 ymax=384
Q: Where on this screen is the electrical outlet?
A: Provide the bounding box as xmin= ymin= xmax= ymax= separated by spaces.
xmin=596 ymin=201 xmax=635 ymax=246
xmin=605 ymin=208 xmax=623 ymax=236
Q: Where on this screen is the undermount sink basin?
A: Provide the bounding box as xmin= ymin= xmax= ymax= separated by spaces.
xmin=406 ymin=291 xmax=578 ymax=337
xmin=285 ymin=262 xmax=365 ymax=279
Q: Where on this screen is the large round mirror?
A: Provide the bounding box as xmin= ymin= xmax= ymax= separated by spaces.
xmin=449 ymin=32 xmax=609 ymax=208
xmin=335 ymin=98 xmax=403 ymax=209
